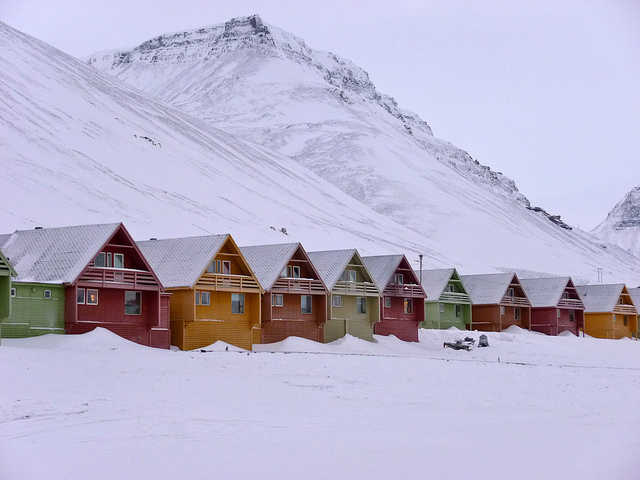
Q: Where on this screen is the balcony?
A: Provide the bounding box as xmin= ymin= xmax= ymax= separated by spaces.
xmin=501 ymin=295 xmax=531 ymax=307
xmin=78 ymin=267 xmax=158 ymax=290
xmin=614 ymin=304 xmax=637 ymax=315
xmin=332 ymin=281 xmax=379 ymax=297
xmin=383 ymin=284 xmax=425 ymax=298
xmin=197 ymin=274 xmax=261 ymax=293
xmin=558 ymin=298 xmax=584 ymax=310
xmin=439 ymin=292 xmax=472 ymax=304
xmin=273 ymin=277 xmax=326 ymax=295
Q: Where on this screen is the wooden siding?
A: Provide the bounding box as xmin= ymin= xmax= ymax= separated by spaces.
xmin=1 ymin=283 xmax=65 ymax=338
xmin=470 ymin=304 xmax=530 ymax=332
xmin=261 ymin=292 xmax=326 ymax=344
xmin=324 ymin=294 xmax=379 ymax=343
xmin=583 ymin=312 xmax=637 ymax=339
xmin=377 ymin=296 xmax=424 ymax=342
xmin=423 ymin=301 xmax=472 ymax=330
xmin=530 ymin=307 xmax=583 ymax=336
xmin=261 ymin=319 xmax=324 ymax=344
xmin=0 ymin=276 xmax=10 ymax=319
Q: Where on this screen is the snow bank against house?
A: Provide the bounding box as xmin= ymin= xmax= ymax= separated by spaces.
xmin=0 ymin=327 xmax=148 ymax=351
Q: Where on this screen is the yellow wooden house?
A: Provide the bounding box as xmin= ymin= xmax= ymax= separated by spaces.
xmin=576 ymin=284 xmax=637 ymax=339
xmin=138 ymin=234 xmax=262 ymax=350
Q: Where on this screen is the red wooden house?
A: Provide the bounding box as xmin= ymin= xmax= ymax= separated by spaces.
xmin=461 ymin=273 xmax=531 ymax=332
xmin=240 ymin=243 xmax=328 ymax=344
xmin=1 ymin=223 xmax=170 ymax=348
xmin=362 ymin=254 xmax=426 ymax=342
xmin=520 ymin=277 xmax=584 ymax=336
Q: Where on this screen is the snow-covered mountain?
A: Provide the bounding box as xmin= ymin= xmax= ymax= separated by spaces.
xmin=0 ymin=20 xmax=443 ymax=259
xmin=592 ymin=186 xmax=640 ymax=258
xmin=86 ymin=15 xmax=640 ymax=283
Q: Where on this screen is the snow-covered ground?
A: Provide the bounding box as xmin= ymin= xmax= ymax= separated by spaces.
xmin=1 ymin=328 xmax=638 ymax=479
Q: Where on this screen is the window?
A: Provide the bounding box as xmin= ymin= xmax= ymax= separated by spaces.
xmin=455 ymin=304 xmax=462 ymax=317
xmin=439 ymin=303 xmax=445 ymax=313
xmin=125 ymin=291 xmax=141 ymax=315
xmin=356 ymin=297 xmax=366 ymax=314
xmin=404 ymin=298 xmax=413 ymax=314
xmin=288 ymin=265 xmax=301 ymax=278
xmin=301 ymin=295 xmax=312 ymax=314
xmin=562 ymin=291 xmax=570 ymax=299
xmin=94 ymin=252 xmax=106 ymax=267
xmin=446 ymin=284 xmax=455 ymax=293
xmin=44 ymin=289 xmax=52 ymax=299
xmin=342 ymin=269 xmax=356 ymax=282
xmin=507 ymin=288 xmax=515 ymax=297
xmin=569 ymin=310 xmax=575 ymax=322
xmin=384 ymin=297 xmax=391 ymax=308
xmin=222 ymin=261 xmax=231 ymax=275
xmin=10 ymin=287 xmax=16 ymax=298
xmin=280 ymin=266 xmax=287 ymax=278
xmin=272 ymin=294 xmax=284 ymax=307
xmin=195 ymin=291 xmax=200 ymax=305
xmin=332 ymin=295 xmax=342 ymax=307
xmin=623 ymin=315 xmax=629 ymax=327
xmin=87 ymin=289 xmax=98 ymax=305
xmin=394 ymin=273 xmax=404 ymax=285
xmin=500 ymin=306 xmax=505 ymax=315
xmin=113 ymin=253 xmax=124 ymax=269
xmin=557 ymin=309 xmax=561 ymax=318
xmin=207 ymin=260 xmax=221 ymax=273
xmin=515 ymin=307 xmax=521 ymax=320
xmin=77 ymin=288 xmax=85 ymax=304
xmin=199 ymin=291 xmax=210 ymax=306
xmin=232 ymin=293 xmax=245 ymax=314
xmin=106 ymin=252 xmax=112 ymax=267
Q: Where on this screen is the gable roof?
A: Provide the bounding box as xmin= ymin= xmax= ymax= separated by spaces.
xmin=0 ymin=249 xmax=17 ymax=277
xmin=0 ymin=223 xmax=121 ymax=283
xmin=240 ymin=243 xmax=305 ymax=291
xmin=416 ymin=268 xmax=459 ymax=300
xmin=628 ymin=288 xmax=640 ymax=310
xmin=137 ymin=234 xmax=230 ymax=289
xmin=460 ymin=273 xmax=520 ymax=305
xmin=520 ymin=277 xmax=574 ymax=308
xmin=307 ymin=249 xmax=374 ymax=291
xmin=575 ymin=284 xmax=626 ymax=313
xmin=362 ymin=254 xmax=405 ymax=290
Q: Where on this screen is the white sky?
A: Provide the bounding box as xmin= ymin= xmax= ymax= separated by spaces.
xmin=2 ymin=0 xmax=639 ymax=230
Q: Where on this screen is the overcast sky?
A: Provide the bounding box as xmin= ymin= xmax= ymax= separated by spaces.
xmin=2 ymin=0 xmax=639 ymax=230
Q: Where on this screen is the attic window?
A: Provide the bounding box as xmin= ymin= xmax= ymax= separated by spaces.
xmin=394 ymin=273 xmax=404 ymax=285
xmin=94 ymin=252 xmax=106 ymax=267
xmin=113 ymin=253 xmax=124 ymax=269
xmin=446 ymin=284 xmax=455 ymax=293
xmin=207 ymin=260 xmax=221 ymax=273
xmin=222 ymin=261 xmax=231 ymax=275
xmin=507 ymin=288 xmax=515 ymax=297
xmin=289 ymin=265 xmax=301 ymax=278
xmin=342 ymin=270 xmax=356 ymax=282
xmin=562 ymin=292 xmax=570 ymax=299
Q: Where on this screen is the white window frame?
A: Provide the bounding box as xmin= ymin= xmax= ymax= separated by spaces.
xmin=342 ymin=269 xmax=356 ymax=282
xmin=356 ymin=297 xmax=366 ymax=314
xmin=500 ymin=306 xmax=505 ymax=315
xmin=384 ymin=297 xmax=391 ymax=308
xmin=44 ymin=289 xmax=52 ymax=299
xmin=77 ymin=288 xmax=86 ymax=304
xmin=395 ymin=273 xmax=404 ymax=285
xmin=272 ymin=294 xmax=284 ymax=307
xmin=113 ymin=253 xmax=124 ymax=269
xmin=289 ymin=265 xmax=301 ymax=278
xmin=557 ymin=309 xmax=562 ymax=318
xmin=200 ymin=291 xmax=210 ymax=306
xmin=10 ymin=287 xmax=16 ymax=298
xmin=87 ymin=289 xmax=99 ymax=305
xmin=301 ymin=295 xmax=312 ymax=314
xmin=125 ymin=291 xmax=142 ymax=315
xmin=94 ymin=252 xmax=106 ymax=267
xmin=106 ymin=252 xmax=112 ymax=267
xmin=507 ymin=287 xmax=515 ymax=297
xmin=446 ymin=284 xmax=455 ymax=292
xmin=195 ymin=291 xmax=201 ymax=305
xmin=404 ymin=298 xmax=413 ymax=314
xmin=439 ymin=303 xmax=445 ymax=313
xmin=455 ymin=304 xmax=462 ymax=317
xmin=222 ymin=261 xmax=231 ymax=275
xmin=332 ymin=295 xmax=342 ymax=307
xmin=232 ymin=293 xmax=245 ymax=314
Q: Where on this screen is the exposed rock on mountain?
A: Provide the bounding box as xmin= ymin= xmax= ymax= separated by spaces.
xmin=592 ymin=187 xmax=640 ymax=257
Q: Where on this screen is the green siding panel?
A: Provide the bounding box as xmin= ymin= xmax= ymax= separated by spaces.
xmin=0 ymin=276 xmax=10 ymax=319
xmin=1 ymin=283 xmax=66 ymax=338
xmin=423 ymin=301 xmax=472 ymax=330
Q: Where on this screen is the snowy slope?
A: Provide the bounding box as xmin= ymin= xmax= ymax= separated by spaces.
xmin=592 ymin=186 xmax=640 ymax=258
xmin=0 ymin=21 xmax=448 ymax=260
xmin=87 ymin=15 xmax=640 ymax=283
xmin=1 ymin=328 xmax=639 ymax=479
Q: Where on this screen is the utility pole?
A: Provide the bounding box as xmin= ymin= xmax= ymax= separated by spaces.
xmin=597 ymin=268 xmax=603 ymax=283
xmin=419 ymin=254 xmax=423 ymax=284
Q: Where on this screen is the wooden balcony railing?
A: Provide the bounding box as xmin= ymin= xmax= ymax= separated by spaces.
xmin=439 ymin=292 xmax=472 ymax=304
xmin=383 ymin=284 xmax=425 ymax=298
xmin=332 ymin=281 xmax=379 ymax=297
xmin=614 ymin=305 xmax=637 ymax=315
xmin=197 ymin=274 xmax=261 ymax=292
xmin=558 ymin=299 xmax=584 ymax=310
xmin=501 ymin=296 xmax=531 ymax=307
xmin=78 ymin=268 xmax=158 ymax=290
xmin=273 ymin=278 xmax=326 ymax=295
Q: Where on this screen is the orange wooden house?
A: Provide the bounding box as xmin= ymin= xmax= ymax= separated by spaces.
xmin=576 ymin=284 xmax=637 ymax=339
xmin=460 ymin=273 xmax=531 ymax=332
xmin=138 ymin=234 xmax=262 ymax=350
xmin=240 ymin=243 xmax=327 ymax=344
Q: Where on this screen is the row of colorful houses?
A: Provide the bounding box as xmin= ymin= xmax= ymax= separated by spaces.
xmin=0 ymin=223 xmax=638 ymax=349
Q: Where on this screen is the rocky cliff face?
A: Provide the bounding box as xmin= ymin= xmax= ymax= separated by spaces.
xmin=592 ymin=187 xmax=640 ymax=257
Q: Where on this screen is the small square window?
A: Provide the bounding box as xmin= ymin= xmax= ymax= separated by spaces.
xmin=87 ymin=289 xmax=98 ymax=305
xmin=77 ymin=288 xmax=85 ymax=304
xmin=272 ymin=294 xmax=284 ymax=307
xmin=10 ymin=287 xmax=16 ymax=298
xmin=356 ymin=297 xmax=366 ymax=314
xmin=232 ymin=293 xmax=245 ymax=314
xmin=332 ymin=295 xmax=342 ymax=307
xmin=200 ymin=291 xmax=210 ymax=306
xmin=113 ymin=253 xmax=124 ymax=269
xmin=404 ymin=298 xmax=413 ymax=314
xmin=44 ymin=289 xmax=52 ymax=299
xmin=125 ymin=291 xmax=141 ymax=315
xmin=301 ymin=295 xmax=312 ymax=314
xmin=384 ymin=297 xmax=391 ymax=308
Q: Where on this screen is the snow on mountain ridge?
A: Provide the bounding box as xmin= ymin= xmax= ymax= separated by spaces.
xmin=592 ymin=186 xmax=640 ymax=257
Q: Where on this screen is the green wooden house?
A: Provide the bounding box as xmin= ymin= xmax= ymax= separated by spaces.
xmin=416 ymin=268 xmax=472 ymax=330
xmin=308 ymin=249 xmax=380 ymax=342
xmin=0 ymin=247 xmax=18 ymax=340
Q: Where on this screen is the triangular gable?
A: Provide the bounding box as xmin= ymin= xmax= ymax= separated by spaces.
xmin=0 ymin=249 xmax=17 ymax=277
xmin=416 ymin=268 xmax=457 ymax=300
xmin=461 ymin=273 xmax=526 ymax=305
xmin=362 ymin=254 xmax=404 ymax=291
xmin=628 ymin=287 xmax=640 ymax=311
xmin=138 ymin=234 xmax=229 ymax=289
xmin=0 ymin=223 xmax=121 ymax=284
xmin=308 ymin=249 xmax=375 ymax=291
xmin=520 ymin=276 xmax=575 ymax=308
xmin=72 ymin=223 xmax=165 ymax=290
xmin=576 ymin=283 xmax=627 ymax=313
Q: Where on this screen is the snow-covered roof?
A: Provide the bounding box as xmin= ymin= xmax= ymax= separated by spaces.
xmin=575 ymin=284 xmax=626 ymax=313
xmin=520 ymin=277 xmax=574 ymax=308
xmin=240 ymin=243 xmax=302 ymax=290
xmin=460 ymin=273 xmax=519 ymax=305
xmin=628 ymin=288 xmax=640 ymax=310
xmin=137 ymin=234 xmax=229 ymax=289
xmin=416 ymin=268 xmax=458 ymax=300
xmin=307 ymin=249 xmax=374 ymax=291
xmin=0 ymin=223 xmax=121 ymax=284
xmin=362 ymin=254 xmax=404 ymax=290
xmin=0 ymin=248 xmax=17 ymax=277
